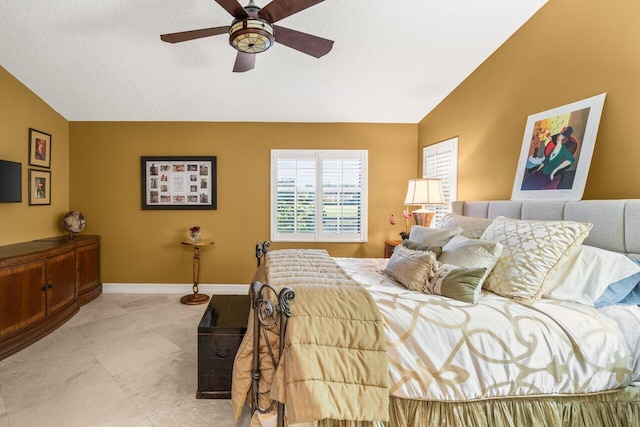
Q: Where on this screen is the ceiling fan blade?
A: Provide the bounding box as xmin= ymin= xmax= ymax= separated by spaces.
xmin=233 ymin=51 xmax=256 ymax=72
xmin=259 ymin=0 xmax=324 ymax=24
xmin=215 ymin=0 xmax=249 ymax=19
xmin=160 ymin=26 xmax=230 ymax=43
xmin=273 ymin=25 xmax=333 ymax=58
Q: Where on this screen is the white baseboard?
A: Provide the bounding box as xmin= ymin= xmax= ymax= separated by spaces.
xmin=102 ymin=283 xmax=249 ymax=295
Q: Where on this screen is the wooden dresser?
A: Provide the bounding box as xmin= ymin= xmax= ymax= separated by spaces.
xmin=197 ymin=294 xmax=250 ymax=399
xmin=0 ymin=235 xmax=101 ymax=360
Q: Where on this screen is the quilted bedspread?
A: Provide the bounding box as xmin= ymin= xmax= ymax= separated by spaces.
xmin=232 ymin=250 xmax=389 ymax=424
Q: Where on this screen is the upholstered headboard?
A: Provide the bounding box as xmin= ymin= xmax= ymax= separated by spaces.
xmin=452 ymin=200 xmax=640 ymax=259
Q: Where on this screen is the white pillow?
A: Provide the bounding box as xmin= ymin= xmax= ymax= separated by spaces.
xmin=409 ymin=225 xmax=461 ymax=247
xmin=480 ymin=216 xmax=592 ymax=302
xmin=438 ymin=235 xmax=503 ymax=294
xmin=543 ymin=245 xmax=640 ymax=306
xmin=440 ymin=214 xmax=493 ymax=239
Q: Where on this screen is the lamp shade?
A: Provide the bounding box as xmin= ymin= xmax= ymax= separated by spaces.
xmin=404 ymin=178 xmax=445 ymax=206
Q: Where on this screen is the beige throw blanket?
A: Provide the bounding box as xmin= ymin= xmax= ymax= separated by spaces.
xmin=232 ymin=249 xmax=389 ymax=424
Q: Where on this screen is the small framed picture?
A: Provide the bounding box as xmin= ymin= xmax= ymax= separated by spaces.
xmin=29 ymin=128 xmax=52 ymax=169
xmin=29 ymin=169 xmax=51 ymax=206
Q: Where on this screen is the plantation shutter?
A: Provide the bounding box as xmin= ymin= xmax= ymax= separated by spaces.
xmin=272 ymin=150 xmax=368 ymax=242
xmin=274 ymin=155 xmax=317 ymax=236
xmin=423 ymin=137 xmax=458 ymax=227
xmin=321 ymin=153 xmax=364 ymax=236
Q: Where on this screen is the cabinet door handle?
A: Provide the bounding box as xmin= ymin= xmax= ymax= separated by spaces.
xmin=47 ymin=284 xmax=53 ymax=289
xmin=42 ymin=285 xmax=47 ymax=292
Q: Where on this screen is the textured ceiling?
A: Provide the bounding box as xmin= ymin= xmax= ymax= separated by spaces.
xmin=0 ymin=0 xmax=547 ymax=123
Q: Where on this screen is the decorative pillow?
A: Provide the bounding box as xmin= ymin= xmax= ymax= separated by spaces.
xmin=426 ymin=263 xmax=487 ymax=303
xmin=438 ymin=235 xmax=503 ymax=293
xmin=383 ymin=245 xmax=437 ymax=292
xmin=440 ymin=213 xmax=493 ymax=239
xmin=544 ymin=245 xmax=640 ymax=306
xmin=401 ymin=239 xmax=442 ymax=258
xmin=409 ymin=225 xmax=461 ymax=247
xmin=480 ymin=216 xmax=592 ymax=302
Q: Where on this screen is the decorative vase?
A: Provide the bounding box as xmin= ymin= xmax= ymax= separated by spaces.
xmin=190 ymin=232 xmax=200 ymax=243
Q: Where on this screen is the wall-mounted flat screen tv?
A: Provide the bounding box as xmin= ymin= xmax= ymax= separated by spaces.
xmin=0 ymin=159 xmax=22 ymax=203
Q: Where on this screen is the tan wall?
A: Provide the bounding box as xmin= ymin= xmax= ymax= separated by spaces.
xmin=69 ymin=122 xmax=417 ymax=285
xmin=0 ymin=66 xmax=69 ymax=245
xmin=418 ymin=0 xmax=640 ymax=201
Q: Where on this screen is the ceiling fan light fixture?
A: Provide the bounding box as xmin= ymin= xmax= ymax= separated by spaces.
xmin=229 ymin=19 xmax=274 ymax=54
xmin=160 ymin=0 xmax=334 ymax=71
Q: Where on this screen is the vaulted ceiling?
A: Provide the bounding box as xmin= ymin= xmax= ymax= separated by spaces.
xmin=0 ymin=0 xmax=547 ymax=123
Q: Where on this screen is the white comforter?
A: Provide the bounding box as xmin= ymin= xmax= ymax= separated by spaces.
xmin=335 ymin=257 xmax=633 ymax=401
xmin=598 ymin=305 xmax=640 ymax=386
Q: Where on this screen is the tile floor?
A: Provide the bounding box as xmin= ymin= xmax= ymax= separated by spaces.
xmin=0 ymin=293 xmax=252 ymax=427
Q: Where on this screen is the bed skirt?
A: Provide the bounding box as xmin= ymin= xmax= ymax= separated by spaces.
xmin=315 ymin=387 xmax=640 ymax=427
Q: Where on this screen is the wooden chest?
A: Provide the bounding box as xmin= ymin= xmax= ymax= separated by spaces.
xmin=197 ymin=294 xmax=250 ymax=399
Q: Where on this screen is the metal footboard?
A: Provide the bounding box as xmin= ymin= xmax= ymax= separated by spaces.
xmin=251 ymin=241 xmax=293 ymax=427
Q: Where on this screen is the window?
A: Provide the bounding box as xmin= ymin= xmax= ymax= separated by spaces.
xmin=423 ymin=137 xmax=458 ymax=227
xmin=271 ymin=150 xmax=368 ymax=242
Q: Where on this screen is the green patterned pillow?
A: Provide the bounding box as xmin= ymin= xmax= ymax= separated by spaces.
xmin=480 ymin=216 xmax=592 ymax=301
xmin=426 ymin=263 xmax=487 ymax=303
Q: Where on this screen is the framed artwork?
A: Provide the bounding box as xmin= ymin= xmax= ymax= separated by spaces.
xmin=511 ymin=93 xmax=606 ymax=201
xmin=141 ymin=156 xmax=217 ymax=210
xmin=29 ymin=128 xmax=52 ymax=169
xmin=29 ymin=169 xmax=51 ymax=206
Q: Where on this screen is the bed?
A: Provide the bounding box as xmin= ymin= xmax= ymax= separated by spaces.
xmin=232 ymin=199 xmax=640 ymax=427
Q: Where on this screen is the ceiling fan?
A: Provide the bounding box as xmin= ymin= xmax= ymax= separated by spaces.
xmin=160 ymin=0 xmax=334 ymax=72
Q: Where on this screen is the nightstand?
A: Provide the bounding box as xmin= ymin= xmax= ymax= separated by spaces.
xmin=384 ymin=240 xmax=402 ymax=258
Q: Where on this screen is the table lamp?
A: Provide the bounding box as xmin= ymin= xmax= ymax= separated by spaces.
xmin=404 ymin=178 xmax=445 ymax=227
